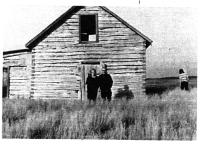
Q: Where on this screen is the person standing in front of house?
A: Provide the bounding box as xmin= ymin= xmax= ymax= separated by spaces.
xmin=86 ymin=69 xmax=99 ymax=104
xmin=98 ymin=64 xmax=113 ymax=102
xmin=179 ymin=68 xmax=189 ymax=91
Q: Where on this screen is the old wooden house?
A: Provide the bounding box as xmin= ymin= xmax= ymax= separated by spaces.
xmin=3 ymin=6 xmax=152 ymax=100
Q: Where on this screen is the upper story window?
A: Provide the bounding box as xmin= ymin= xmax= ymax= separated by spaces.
xmin=79 ymin=14 xmax=98 ymax=42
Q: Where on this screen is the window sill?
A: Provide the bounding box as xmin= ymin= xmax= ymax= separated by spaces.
xmin=79 ymin=41 xmax=99 ymax=44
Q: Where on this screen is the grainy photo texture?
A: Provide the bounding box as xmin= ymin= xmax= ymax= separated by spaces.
xmin=2 ymin=6 xmax=197 ymax=140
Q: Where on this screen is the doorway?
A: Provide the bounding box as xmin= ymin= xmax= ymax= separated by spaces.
xmin=80 ymin=61 xmax=101 ymax=101
xmin=3 ymin=67 xmax=9 ymax=98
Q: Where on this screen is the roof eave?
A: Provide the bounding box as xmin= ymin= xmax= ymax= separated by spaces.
xmin=25 ymin=6 xmax=84 ymax=49
xmin=100 ymin=6 xmax=153 ymax=48
xmin=3 ymin=49 xmax=31 ymax=55
xmin=146 ymin=41 xmax=152 ymax=48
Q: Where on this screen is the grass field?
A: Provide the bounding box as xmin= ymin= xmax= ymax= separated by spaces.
xmin=2 ymin=87 xmax=196 ymax=140
xmin=145 ymin=76 xmax=197 ymax=95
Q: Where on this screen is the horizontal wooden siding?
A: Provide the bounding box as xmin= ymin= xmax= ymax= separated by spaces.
xmin=32 ymin=6 xmax=146 ymax=99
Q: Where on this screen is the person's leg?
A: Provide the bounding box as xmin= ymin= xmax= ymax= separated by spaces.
xmin=93 ymin=90 xmax=98 ymax=104
xmin=92 ymin=98 xmax=96 ymax=105
xmin=106 ymin=91 xmax=112 ymax=102
xmin=88 ymin=99 xmax=91 ymax=105
xmin=101 ymin=92 xmax=106 ymax=102
xmin=87 ymin=91 xmax=91 ymax=104
xmin=107 ymin=97 xmax=111 ymax=102
xmin=181 ymin=82 xmax=184 ymax=90
xmin=182 ymin=81 xmax=187 ymax=91
xmin=93 ymin=95 xmax=97 ymax=105
xmin=90 ymin=96 xmax=96 ymax=105
xmin=185 ymin=82 xmax=189 ymax=91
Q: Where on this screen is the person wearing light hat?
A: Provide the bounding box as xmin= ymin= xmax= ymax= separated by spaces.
xmin=98 ymin=64 xmax=113 ymax=102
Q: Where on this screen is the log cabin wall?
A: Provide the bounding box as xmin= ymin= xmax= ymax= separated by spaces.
xmin=32 ymin=6 xmax=147 ymax=99
xmin=3 ymin=51 xmax=32 ymax=98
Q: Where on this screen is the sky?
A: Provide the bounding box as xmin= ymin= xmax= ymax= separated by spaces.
xmin=2 ymin=3 xmax=198 ymax=78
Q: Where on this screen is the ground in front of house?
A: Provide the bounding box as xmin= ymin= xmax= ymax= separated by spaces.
xmin=2 ymin=87 xmax=196 ymax=139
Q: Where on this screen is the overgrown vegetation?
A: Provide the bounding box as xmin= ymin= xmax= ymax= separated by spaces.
xmin=2 ymin=88 xmax=196 ymax=140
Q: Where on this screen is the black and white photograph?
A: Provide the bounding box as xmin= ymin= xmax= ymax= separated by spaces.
xmin=1 ymin=0 xmax=198 ymax=141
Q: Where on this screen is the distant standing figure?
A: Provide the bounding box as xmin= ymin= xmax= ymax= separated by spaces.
xmin=98 ymin=64 xmax=113 ymax=102
xmin=86 ymin=69 xmax=99 ymax=104
xmin=179 ymin=69 xmax=189 ymax=91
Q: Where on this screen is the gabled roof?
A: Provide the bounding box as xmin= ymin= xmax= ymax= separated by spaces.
xmin=26 ymin=6 xmax=153 ymax=49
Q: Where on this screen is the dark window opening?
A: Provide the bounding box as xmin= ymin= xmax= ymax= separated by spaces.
xmin=80 ymin=15 xmax=97 ymax=42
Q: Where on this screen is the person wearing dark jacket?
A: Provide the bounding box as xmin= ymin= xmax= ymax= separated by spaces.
xmin=98 ymin=64 xmax=113 ymax=102
xmin=86 ymin=69 xmax=99 ymax=104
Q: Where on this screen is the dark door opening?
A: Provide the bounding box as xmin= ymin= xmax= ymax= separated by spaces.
xmin=3 ymin=67 xmax=9 ymax=98
xmin=80 ymin=62 xmax=101 ymax=101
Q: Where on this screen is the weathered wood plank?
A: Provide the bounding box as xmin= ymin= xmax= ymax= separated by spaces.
xmin=34 ymin=53 xmax=144 ymax=59
xmin=34 ymin=47 xmax=145 ymax=54
xmin=32 ymin=90 xmax=79 ymax=96
xmin=33 ymin=59 xmax=145 ymax=65
xmin=37 ymin=42 xmax=143 ymax=47
xmin=35 ymin=43 xmax=145 ymax=49
xmin=110 ymin=70 xmax=145 ymax=74
xmin=33 ymin=57 xmax=144 ymax=62
xmin=33 ymin=52 xmax=145 ymax=58
xmin=32 ymin=94 xmax=79 ymax=98
xmin=32 ymin=86 xmax=79 ymax=90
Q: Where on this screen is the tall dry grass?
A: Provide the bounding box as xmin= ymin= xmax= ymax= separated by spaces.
xmin=2 ymin=88 xmax=196 ymax=139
